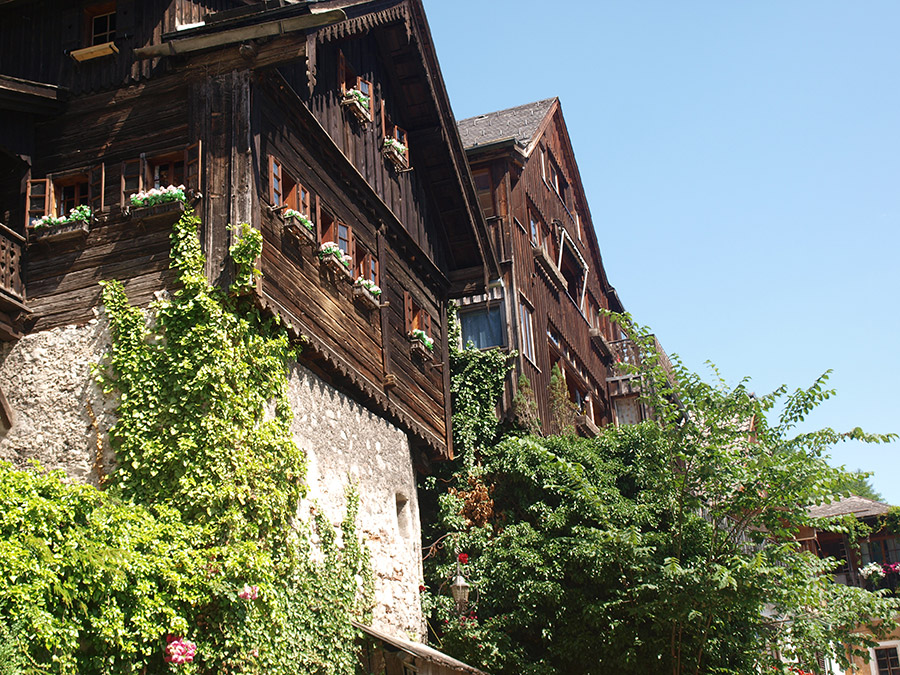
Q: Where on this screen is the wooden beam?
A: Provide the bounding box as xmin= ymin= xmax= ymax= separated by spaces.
xmin=134 ymin=10 xmax=347 ymax=60
xmin=0 ymin=386 xmax=12 ymax=431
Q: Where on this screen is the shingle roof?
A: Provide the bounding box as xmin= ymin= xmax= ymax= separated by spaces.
xmin=457 ymin=98 xmax=556 ymax=150
xmin=808 ymin=495 xmax=893 ymax=520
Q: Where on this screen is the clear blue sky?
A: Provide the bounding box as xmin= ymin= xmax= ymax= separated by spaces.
xmin=423 ymin=0 xmax=900 ymax=502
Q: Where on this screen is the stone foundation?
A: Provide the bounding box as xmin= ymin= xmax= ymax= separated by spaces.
xmin=0 ymin=315 xmax=424 ymax=639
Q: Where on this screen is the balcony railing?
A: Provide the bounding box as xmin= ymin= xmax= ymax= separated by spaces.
xmin=0 ymin=224 xmax=26 ymax=307
xmin=607 ymin=334 xmax=677 ymax=390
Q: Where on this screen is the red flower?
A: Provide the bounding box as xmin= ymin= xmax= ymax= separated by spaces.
xmin=418 ymin=585 xmax=426 ymax=592
xmin=458 ymin=553 xmax=469 ymax=564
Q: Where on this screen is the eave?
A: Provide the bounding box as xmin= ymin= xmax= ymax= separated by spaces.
xmin=0 ymin=75 xmax=67 ymax=115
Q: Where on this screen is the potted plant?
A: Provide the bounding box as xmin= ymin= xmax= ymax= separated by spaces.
xmin=28 ymin=204 xmax=92 ymax=242
xmin=341 ymin=87 xmax=371 ymax=123
xmin=408 ymin=328 xmax=434 ymax=358
xmin=318 ymin=242 xmax=353 ymax=281
xmin=128 ymin=184 xmax=187 ymax=222
xmin=283 ymin=208 xmax=316 ymax=246
xmin=382 ymin=137 xmax=408 ymax=170
xmin=353 ymin=277 xmax=382 ymax=310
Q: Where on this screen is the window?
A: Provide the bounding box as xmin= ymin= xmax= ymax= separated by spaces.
xmin=85 ymin=3 xmax=116 ymax=46
xmin=459 ymin=305 xmax=505 ymax=350
xmin=356 ymin=244 xmax=379 ymax=285
xmin=339 ymin=51 xmax=373 ymax=121
xmin=876 ymin=647 xmax=900 ymax=675
xmin=268 ymin=156 xmax=312 ymax=219
xmin=472 ymin=168 xmax=495 ymax=219
xmin=861 ymin=537 xmax=900 ymax=566
xmin=121 ymin=142 xmax=201 ymax=207
xmin=615 ymin=397 xmax=642 ymax=426
xmin=519 ymin=299 xmax=535 ymax=364
xmin=321 ymin=211 xmax=352 ymax=257
xmin=26 ymin=164 xmax=104 ymax=226
xmin=557 ymin=229 xmax=588 ymax=309
xmin=381 ymin=102 xmax=409 ymax=169
xmin=404 ymin=291 xmax=431 ymax=337
xmin=529 ymin=209 xmax=541 ymax=247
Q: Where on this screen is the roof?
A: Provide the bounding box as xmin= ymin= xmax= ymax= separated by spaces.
xmin=352 ymin=621 xmax=488 ymax=675
xmin=457 ymin=98 xmax=556 ymax=150
xmin=808 ymin=495 xmax=894 ymax=520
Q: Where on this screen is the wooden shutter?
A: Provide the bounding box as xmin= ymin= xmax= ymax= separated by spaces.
xmin=268 ymin=156 xmax=279 ymax=205
xmin=121 ymin=157 xmax=144 ymax=206
xmin=404 ymin=291 xmax=413 ymax=333
xmin=115 ymin=0 xmax=135 ymax=40
xmin=185 ymin=140 xmax=202 ymax=193
xmin=339 ymin=50 xmax=347 ymax=92
xmin=424 ymin=310 xmax=431 ymax=337
xmin=89 ymin=163 xmax=104 ymax=213
xmin=26 ymin=179 xmax=50 ymax=226
xmin=380 ymin=100 xmax=386 ymax=136
xmin=314 ymin=194 xmax=321 ymax=241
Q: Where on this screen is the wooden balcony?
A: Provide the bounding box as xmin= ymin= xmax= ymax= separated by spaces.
xmin=589 ymin=327 xmax=613 ymax=361
xmin=0 ymin=223 xmax=29 ymax=340
xmin=607 ymin=334 xmax=676 ymax=397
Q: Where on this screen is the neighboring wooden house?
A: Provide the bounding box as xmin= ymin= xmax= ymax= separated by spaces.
xmin=801 ymin=496 xmax=900 ymax=674
xmin=456 ymin=98 xmax=672 ymax=434
xmin=0 ymin=0 xmax=495 ymax=663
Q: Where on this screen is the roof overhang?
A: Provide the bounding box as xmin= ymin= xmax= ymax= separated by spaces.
xmin=0 ymin=75 xmax=67 ymax=115
xmin=353 ymin=621 xmax=488 ymax=675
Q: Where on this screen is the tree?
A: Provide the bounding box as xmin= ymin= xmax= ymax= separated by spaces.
xmin=421 ymin=318 xmax=899 ymax=675
xmin=838 ymin=470 xmax=884 ymax=501
xmin=547 ymin=363 xmax=577 ymax=436
xmin=511 ymin=373 xmax=542 ymax=435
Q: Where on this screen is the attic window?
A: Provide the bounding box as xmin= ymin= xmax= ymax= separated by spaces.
xmin=381 ymin=102 xmax=409 ymax=169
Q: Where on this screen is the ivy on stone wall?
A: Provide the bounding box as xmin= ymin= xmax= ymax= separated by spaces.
xmin=0 ymin=210 xmax=372 ymax=674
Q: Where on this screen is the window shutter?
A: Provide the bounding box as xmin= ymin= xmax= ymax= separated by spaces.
xmin=185 ymin=141 xmax=202 ymax=193
xmin=115 ymin=0 xmax=135 ymax=40
xmin=121 ymin=157 xmax=144 ymax=206
xmin=425 ymin=311 xmax=432 ymax=337
xmin=347 ymin=226 xmax=354 ymax=266
xmin=60 ymin=8 xmax=81 ymax=54
xmin=339 ymin=50 xmax=347 ymax=92
xmin=404 ymin=292 xmax=413 ymax=333
xmin=380 ymin=100 xmax=386 ymax=136
xmin=26 ymin=179 xmax=50 ymax=226
xmin=314 ymin=195 xmax=321 ymax=241
xmin=268 ymin=156 xmax=277 ymax=205
xmin=89 ymin=163 xmax=105 ymax=213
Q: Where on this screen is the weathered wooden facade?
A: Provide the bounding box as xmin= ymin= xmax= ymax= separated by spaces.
xmin=457 ymin=98 xmax=668 ymax=434
xmin=0 ymin=0 xmax=496 ymax=460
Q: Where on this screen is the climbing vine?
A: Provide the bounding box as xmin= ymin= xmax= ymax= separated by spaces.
xmin=0 ymin=210 xmax=372 ymax=673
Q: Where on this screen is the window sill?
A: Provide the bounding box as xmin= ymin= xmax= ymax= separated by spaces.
xmin=70 ymin=41 xmax=119 ymax=62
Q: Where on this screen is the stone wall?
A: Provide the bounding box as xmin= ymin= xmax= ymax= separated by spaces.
xmin=0 ymin=315 xmax=425 ymax=640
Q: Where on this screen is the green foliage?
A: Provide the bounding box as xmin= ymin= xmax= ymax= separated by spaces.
xmin=448 ymin=305 xmax=511 ymax=467
xmin=423 ymin=311 xmax=899 ymax=675
xmin=511 ymin=374 xmax=541 ymax=435
xmin=837 ymin=470 xmax=884 ymax=502
xmin=1 ymin=211 xmax=372 ymax=673
xmin=547 ymin=364 xmax=576 ymax=436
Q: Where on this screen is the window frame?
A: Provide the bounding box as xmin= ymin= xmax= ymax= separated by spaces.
xmin=519 ymin=297 xmax=536 ymax=366
xmin=84 ymin=2 xmax=117 ymax=48
xmin=26 ymin=164 xmax=105 ymax=227
xmin=458 ymin=303 xmax=506 ymax=350
xmin=355 ymin=244 xmax=379 ymax=286
xmin=121 ymin=141 xmax=201 ymax=208
xmin=321 ymin=210 xmax=353 ymax=259
xmin=871 ymin=643 xmax=900 ymax=675
xmin=380 ymin=101 xmax=410 ymax=168
xmin=404 ymin=291 xmax=432 ymax=338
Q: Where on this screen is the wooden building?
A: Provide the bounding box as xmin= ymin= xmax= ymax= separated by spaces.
xmin=456 ymin=98 xmax=672 ymax=434
xmin=0 ymin=0 xmax=496 ymax=461
xmin=799 ymin=496 xmax=900 ymax=675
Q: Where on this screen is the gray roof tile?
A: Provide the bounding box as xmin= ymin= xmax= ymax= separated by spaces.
xmin=808 ymin=495 xmax=893 ymax=520
xmin=457 ymin=98 xmax=556 ymax=150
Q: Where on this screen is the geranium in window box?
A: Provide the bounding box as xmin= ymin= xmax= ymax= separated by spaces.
xmin=28 ymin=205 xmax=92 ymax=243
xmin=353 ymin=277 xmax=382 ymax=309
xmin=382 ymin=137 xmax=408 ymax=170
xmin=128 ymin=185 xmax=187 ymax=222
xmin=341 ymin=88 xmax=371 ymax=123
xmin=317 ymin=242 xmax=353 ymax=281
xmin=408 ymin=328 xmax=434 ymax=358
xmin=283 ymin=209 xmax=316 ymax=246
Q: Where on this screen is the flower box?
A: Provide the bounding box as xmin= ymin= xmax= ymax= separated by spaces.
xmin=408 ymin=329 xmax=435 ymax=359
xmin=352 ymin=278 xmax=382 ymax=310
xmin=318 ymin=242 xmax=353 ymax=281
xmin=128 ymin=185 xmax=188 ymax=223
xmin=283 ymin=210 xmax=316 ymax=247
xmin=341 ymin=88 xmax=372 ymax=124
xmin=129 ymin=199 xmax=186 ymax=223
xmin=28 ymin=206 xmax=92 ymax=243
xmin=382 ymin=137 xmax=408 ymax=170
